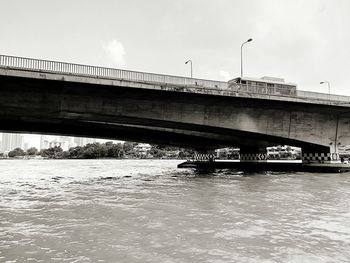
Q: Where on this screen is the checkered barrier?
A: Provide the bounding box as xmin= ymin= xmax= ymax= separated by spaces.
xmin=302 ymin=153 xmax=336 ymax=162
xmin=192 ymin=154 xmax=215 ymax=161
xmin=240 ymin=153 xmax=267 ymax=161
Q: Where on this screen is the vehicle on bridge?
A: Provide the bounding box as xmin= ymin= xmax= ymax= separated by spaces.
xmin=228 ymin=76 xmax=297 ymax=96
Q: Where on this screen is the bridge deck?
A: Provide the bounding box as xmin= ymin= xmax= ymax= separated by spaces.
xmin=1 ymin=54 xmax=350 ymax=107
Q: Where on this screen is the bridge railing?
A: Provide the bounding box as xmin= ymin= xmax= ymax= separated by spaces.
xmin=0 ymin=54 xmax=227 ymax=90
xmin=228 ymin=82 xmax=350 ymax=104
xmin=296 ymin=90 xmax=350 ymax=104
xmin=1 ymin=54 xmax=350 ymax=105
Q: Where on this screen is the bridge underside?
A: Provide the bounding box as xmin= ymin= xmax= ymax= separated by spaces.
xmin=0 ymin=70 xmax=347 ymax=154
xmin=0 ymin=116 xmax=328 ymax=153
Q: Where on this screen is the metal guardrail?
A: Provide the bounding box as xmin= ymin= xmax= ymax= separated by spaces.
xmin=297 ymin=90 xmax=350 ymax=104
xmin=0 ymin=54 xmax=349 ymax=104
xmin=0 ymin=55 xmax=227 ymax=90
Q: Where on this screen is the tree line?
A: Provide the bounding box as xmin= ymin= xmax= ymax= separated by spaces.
xmin=4 ymin=142 xmax=195 ymax=159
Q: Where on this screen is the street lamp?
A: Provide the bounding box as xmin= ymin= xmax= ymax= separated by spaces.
xmin=320 ymin=81 xmax=331 ymax=105
xmin=240 ymin=38 xmax=253 ymax=78
xmin=185 ymin=59 xmax=193 ymax=78
xmin=320 ymin=80 xmax=337 ymax=157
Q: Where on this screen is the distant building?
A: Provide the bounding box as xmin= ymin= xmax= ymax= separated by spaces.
xmin=24 ymin=143 xmax=29 ymax=151
xmin=215 ymin=148 xmax=240 ymax=159
xmin=40 ymin=135 xmax=50 ymax=150
xmin=40 ymin=135 xmax=77 ymax=151
xmin=266 ymin=145 xmax=301 ymax=159
xmin=338 ymin=145 xmax=350 ymax=153
xmin=48 ymin=140 xmax=65 ymax=150
xmin=1 ymin=133 xmax=24 ymax=152
xmin=133 ymin=143 xmax=152 ymax=157
xmin=58 ymin=136 xmax=74 ymax=150
xmin=165 ymin=150 xmax=180 ymax=158
xmin=73 ymin=137 xmax=97 ymax=147
xmin=74 ymin=137 xmax=84 ymax=147
xmin=338 ymin=145 xmax=350 ymax=159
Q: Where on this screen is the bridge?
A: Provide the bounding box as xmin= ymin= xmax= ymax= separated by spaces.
xmin=1 ymin=54 xmax=350 ymax=163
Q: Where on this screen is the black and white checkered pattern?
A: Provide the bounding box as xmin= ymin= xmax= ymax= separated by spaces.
xmin=240 ymin=153 xmax=267 ymax=161
xmin=302 ymin=153 xmax=332 ymax=162
xmin=193 ymin=154 xmax=215 ymax=161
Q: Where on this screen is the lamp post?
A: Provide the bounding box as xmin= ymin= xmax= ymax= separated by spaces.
xmin=320 ymin=81 xmax=338 ymax=158
xmin=320 ymin=81 xmax=331 ymax=105
xmin=240 ymin=38 xmax=253 ymax=78
xmin=185 ymin=60 xmax=193 ymax=78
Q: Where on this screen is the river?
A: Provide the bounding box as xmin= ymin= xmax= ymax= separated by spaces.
xmin=0 ymin=159 xmax=350 ymax=263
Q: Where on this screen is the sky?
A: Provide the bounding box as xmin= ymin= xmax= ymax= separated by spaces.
xmin=1 ymin=0 xmax=350 ymax=147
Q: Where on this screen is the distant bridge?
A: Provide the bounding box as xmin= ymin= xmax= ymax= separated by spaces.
xmin=1 ymin=55 xmax=350 ymax=161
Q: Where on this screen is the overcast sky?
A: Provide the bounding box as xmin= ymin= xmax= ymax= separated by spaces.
xmin=1 ymin=0 xmax=350 ymax=147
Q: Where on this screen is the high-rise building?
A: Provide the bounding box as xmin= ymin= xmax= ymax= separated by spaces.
xmin=39 ymin=135 xmax=97 ymax=150
xmin=40 ymin=135 xmax=80 ymax=151
xmin=73 ymin=137 xmax=96 ymax=147
xmin=24 ymin=143 xmax=29 ymax=151
xmin=1 ymin=133 xmax=24 ymax=152
xmin=40 ymin=135 xmax=50 ymax=150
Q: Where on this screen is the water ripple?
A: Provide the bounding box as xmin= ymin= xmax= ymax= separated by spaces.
xmin=0 ymin=159 xmax=350 ymax=262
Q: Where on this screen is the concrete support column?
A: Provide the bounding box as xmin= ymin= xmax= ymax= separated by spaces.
xmin=240 ymin=146 xmax=268 ymax=162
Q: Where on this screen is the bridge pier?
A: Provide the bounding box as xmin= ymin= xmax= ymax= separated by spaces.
xmin=239 ymin=147 xmax=268 ymax=162
xmin=301 ymin=146 xmax=340 ymax=164
xmin=178 ymin=146 xmax=350 ymax=172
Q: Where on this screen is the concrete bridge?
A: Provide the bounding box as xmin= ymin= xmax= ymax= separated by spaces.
xmin=1 ymin=55 xmax=350 ymax=162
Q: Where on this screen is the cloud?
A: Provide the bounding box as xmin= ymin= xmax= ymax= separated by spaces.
xmin=103 ymin=39 xmax=126 ymax=67
xmin=219 ymin=70 xmax=232 ymax=81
